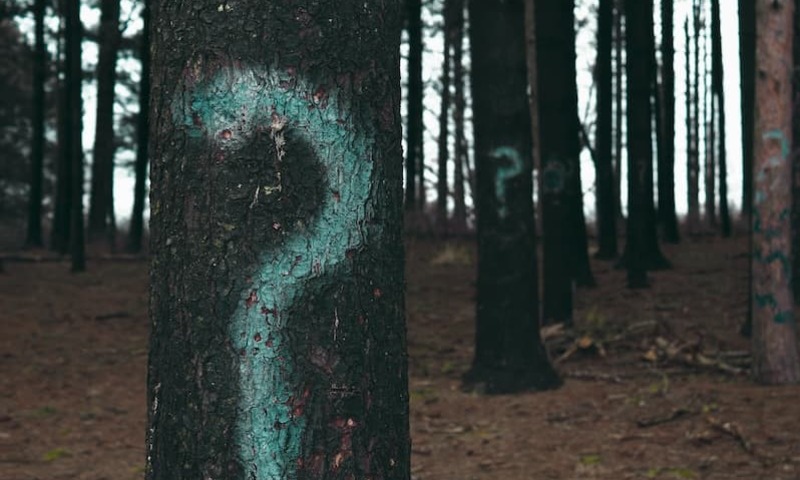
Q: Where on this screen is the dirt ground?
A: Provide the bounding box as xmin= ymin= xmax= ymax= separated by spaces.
xmin=2 ymin=235 xmax=800 ymax=479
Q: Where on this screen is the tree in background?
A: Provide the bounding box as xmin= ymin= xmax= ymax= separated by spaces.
xmin=594 ymin=0 xmax=617 ymax=259
xmin=739 ymin=0 xmax=755 ymax=220
xmin=127 ymin=0 xmax=149 ymax=254
xmin=88 ymin=0 xmax=121 ymax=248
xmin=751 ymin=0 xmax=800 ymax=385
xmin=711 ymin=0 xmax=730 ymax=237
xmin=146 ymin=1 xmax=408 ymax=476
xmin=436 ymin=0 xmax=453 ymax=233
xmin=657 ymin=0 xmax=679 ymax=244
xmin=463 ymin=0 xmax=560 ymax=393
xmin=451 ymin=0 xmax=468 ymax=234
xmin=406 ymin=0 xmax=424 ymax=211
xmin=687 ymin=0 xmax=701 ymax=234
xmin=25 ymin=0 xmax=46 ymax=248
xmin=51 ymin=0 xmax=71 ymax=254
xmin=65 ymin=0 xmax=84 ymax=271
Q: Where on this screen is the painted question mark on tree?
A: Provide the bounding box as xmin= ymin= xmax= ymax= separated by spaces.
xmin=176 ymin=64 xmax=374 ymax=478
xmin=490 ymin=146 xmax=525 ymax=218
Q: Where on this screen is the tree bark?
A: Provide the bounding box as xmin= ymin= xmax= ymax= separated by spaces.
xmin=51 ymin=0 xmax=71 ymax=255
xmin=704 ymin=18 xmax=716 ymax=228
xmin=751 ymin=0 xmax=800 ymax=385
xmin=687 ymin=0 xmax=701 ymax=233
xmin=65 ymin=0 xmax=84 ymax=272
xmin=451 ymin=0 xmax=467 ymax=234
xmin=127 ymin=0 xmax=150 ymax=254
xmin=711 ymin=0 xmax=730 ymax=237
xmin=463 ymin=0 xmax=560 ymax=393
xmin=406 ymin=0 xmax=424 ymax=211
xmin=88 ymin=0 xmax=121 ymax=247
xmin=26 ymin=0 xmax=46 ymax=248
xmin=147 ymin=1 xmax=409 ymax=477
xmin=740 ymin=0 xmax=756 ymax=219
xmin=657 ymin=0 xmax=679 ymax=244
xmin=614 ymin=0 xmax=624 ymax=224
xmin=595 ymin=0 xmax=617 ymax=259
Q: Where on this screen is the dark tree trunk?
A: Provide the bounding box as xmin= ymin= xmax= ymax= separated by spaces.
xmin=436 ymin=0 xmax=453 ymax=232
xmin=740 ymin=0 xmax=755 ymax=219
xmin=406 ymin=0 xmax=424 ymax=210
xmin=88 ymin=0 xmax=121 ymax=248
xmin=794 ymin=0 xmax=800 ymax=303
xmin=66 ymin=0 xmax=84 ymax=271
xmin=51 ymin=1 xmax=71 ymax=255
xmin=26 ymin=0 xmax=46 ymax=248
xmin=657 ymin=0 xmax=679 ymax=244
xmin=451 ymin=0 xmax=467 ymax=233
xmin=751 ymin=0 xmax=800 ymax=385
xmin=127 ymin=0 xmax=150 ymax=254
xmin=594 ymin=0 xmax=617 ymax=259
xmin=623 ymin=0 xmax=655 ymax=288
xmin=537 ymin=0 xmax=592 ymax=324
xmin=463 ymin=0 xmax=560 ymax=393
xmin=146 ymin=1 xmax=409 ymax=477
xmin=712 ymin=0 xmax=730 ymax=237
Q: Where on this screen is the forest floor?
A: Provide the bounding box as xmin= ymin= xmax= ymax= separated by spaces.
xmin=1 ymin=234 xmax=800 ymax=479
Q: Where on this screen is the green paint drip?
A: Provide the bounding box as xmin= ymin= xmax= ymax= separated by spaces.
xmin=490 ymin=147 xmax=524 ymax=218
xmin=175 ymin=66 xmax=373 ymax=479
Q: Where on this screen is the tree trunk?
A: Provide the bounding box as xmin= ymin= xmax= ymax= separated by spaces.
xmin=712 ymin=0 xmax=730 ymax=237
xmin=66 ymin=0 xmax=84 ymax=272
xmin=436 ymin=0 xmax=453 ymax=233
xmin=451 ymin=0 xmax=468 ymax=234
xmin=614 ymin=0 xmax=624 ymax=225
xmin=623 ymin=0 xmax=655 ymax=288
xmin=740 ymin=0 xmax=755 ymax=219
xmin=594 ymin=0 xmax=617 ymax=259
xmin=463 ymin=0 xmax=560 ymax=394
xmin=657 ymin=0 xmax=679 ymax=244
xmin=751 ymin=0 xmax=800 ymax=385
xmin=127 ymin=0 xmax=150 ymax=254
xmin=88 ymin=0 xmax=121 ymax=248
xmin=146 ymin=1 xmax=409 ymax=477
xmin=687 ymin=0 xmax=701 ymax=233
xmin=704 ymin=20 xmax=716 ymax=228
xmin=406 ymin=0 xmax=424 ymax=210
xmin=794 ymin=0 xmax=800 ymax=303
xmin=26 ymin=0 xmax=46 ymax=248
xmin=51 ymin=1 xmax=71 ymax=255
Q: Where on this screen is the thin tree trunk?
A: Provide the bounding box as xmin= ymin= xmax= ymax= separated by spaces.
xmin=66 ymin=0 xmax=84 ymax=272
xmin=464 ymin=0 xmax=560 ymax=393
xmin=436 ymin=0 xmax=452 ymax=233
xmin=740 ymin=0 xmax=755 ymax=219
xmin=657 ymin=0 xmax=679 ymax=243
xmin=688 ymin=0 xmax=701 ymax=233
xmin=51 ymin=1 xmax=71 ymax=254
xmin=26 ymin=0 xmax=46 ymax=248
xmin=751 ymin=0 xmax=800 ymax=385
xmin=712 ymin=0 xmax=730 ymax=237
xmin=704 ymin=17 xmax=716 ymax=228
xmin=406 ymin=0 xmax=424 ymax=211
xmin=595 ymin=0 xmax=617 ymax=259
xmin=88 ymin=0 xmax=121 ymax=248
xmin=127 ymin=0 xmax=150 ymax=253
xmin=451 ymin=0 xmax=467 ymax=233
xmin=614 ymin=0 xmax=624 ymax=224
xmin=147 ymin=1 xmax=409 ymax=476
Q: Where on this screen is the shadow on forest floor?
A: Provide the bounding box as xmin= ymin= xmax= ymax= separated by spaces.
xmin=1 ymin=235 xmax=800 ymax=479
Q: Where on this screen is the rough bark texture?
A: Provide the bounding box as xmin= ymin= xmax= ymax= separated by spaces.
xmin=406 ymin=0 xmax=423 ymax=210
xmin=451 ymin=0 xmax=467 ymax=233
xmin=751 ymin=0 xmax=800 ymax=385
xmin=88 ymin=0 xmax=121 ymax=247
xmin=595 ymin=0 xmax=617 ymax=259
xmin=146 ymin=1 xmax=409 ymax=478
xmin=711 ymin=0 xmax=730 ymax=237
xmin=127 ymin=0 xmax=150 ymax=254
xmin=463 ymin=0 xmax=560 ymax=394
xmin=657 ymin=0 xmax=679 ymax=244
xmin=66 ymin=0 xmax=84 ymax=272
xmin=794 ymin=0 xmax=800 ymax=303
xmin=740 ymin=0 xmax=756 ymax=218
xmin=26 ymin=0 xmax=45 ymax=248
